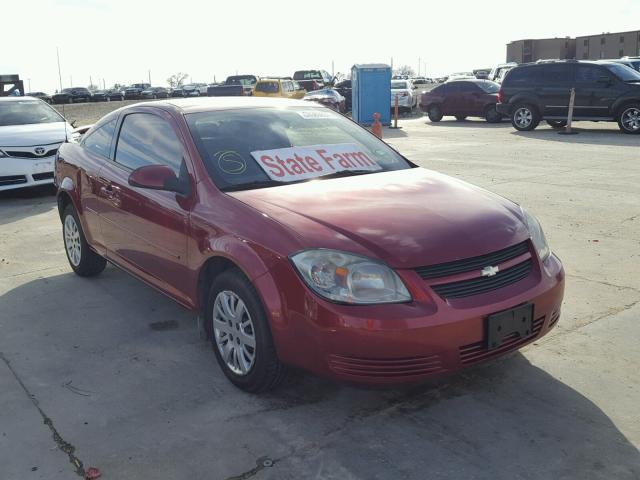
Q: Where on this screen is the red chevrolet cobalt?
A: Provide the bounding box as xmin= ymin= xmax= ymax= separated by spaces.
xmin=55 ymin=98 xmax=564 ymax=392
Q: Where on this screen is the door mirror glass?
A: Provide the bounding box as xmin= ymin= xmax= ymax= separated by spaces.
xmin=128 ymin=165 xmax=184 ymax=193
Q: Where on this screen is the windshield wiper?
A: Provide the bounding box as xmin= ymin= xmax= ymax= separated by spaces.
xmin=317 ymin=169 xmax=377 ymax=180
xmin=221 ymin=180 xmax=286 ymax=192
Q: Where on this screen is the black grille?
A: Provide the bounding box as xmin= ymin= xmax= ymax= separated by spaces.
xmin=415 ymin=241 xmax=529 ymax=279
xmin=0 ymin=175 xmax=27 ymax=186
xmin=432 ymin=259 xmax=533 ymax=299
xmin=5 ymin=148 xmax=58 ymax=159
xmin=32 ymin=172 xmax=54 ymax=181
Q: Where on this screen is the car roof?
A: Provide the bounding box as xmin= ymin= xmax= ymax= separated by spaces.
xmin=128 ymin=96 xmax=321 ymax=114
xmin=0 ymin=96 xmax=44 ymax=103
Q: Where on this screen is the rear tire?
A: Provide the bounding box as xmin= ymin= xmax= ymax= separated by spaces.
xmin=428 ymin=105 xmax=443 ymax=122
xmin=617 ymin=104 xmax=640 ymax=134
xmin=511 ymin=104 xmax=540 ymax=131
xmin=62 ymin=204 xmax=106 ymax=277
xmin=206 ymin=269 xmax=287 ymax=393
xmin=485 ymin=105 xmax=502 ymax=123
xmin=546 ymin=120 xmax=567 ymax=129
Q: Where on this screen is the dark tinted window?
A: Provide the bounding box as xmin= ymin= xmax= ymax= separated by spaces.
xmin=457 ymin=82 xmax=479 ymax=93
xmin=576 ymin=65 xmax=608 ymax=82
xmin=542 ymin=65 xmax=572 ymax=84
xmin=477 ymin=81 xmax=500 ymax=93
xmin=115 ymin=113 xmax=183 ymax=175
xmin=256 ymin=82 xmax=280 ymax=93
xmin=83 ymin=119 xmax=116 ymax=158
xmin=504 ymin=67 xmax=540 ymax=84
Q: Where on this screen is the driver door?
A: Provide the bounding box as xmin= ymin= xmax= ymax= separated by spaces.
xmin=96 ymin=110 xmax=193 ymax=304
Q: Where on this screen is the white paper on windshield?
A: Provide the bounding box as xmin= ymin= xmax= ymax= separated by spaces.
xmin=296 ymin=110 xmax=336 ymax=120
xmin=251 ymin=143 xmax=382 ymax=182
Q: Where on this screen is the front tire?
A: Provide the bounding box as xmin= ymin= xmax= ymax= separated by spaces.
xmin=428 ymin=105 xmax=443 ymax=122
xmin=618 ymin=104 xmax=640 ymax=134
xmin=485 ymin=105 xmax=502 ymax=123
xmin=511 ymin=104 xmax=540 ymax=131
xmin=62 ymin=204 xmax=106 ymax=277
xmin=206 ymin=269 xmax=287 ymax=393
xmin=546 ymin=120 xmax=567 ymax=129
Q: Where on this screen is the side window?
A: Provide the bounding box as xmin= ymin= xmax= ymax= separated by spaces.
xmin=576 ymin=65 xmax=608 ymax=83
xmin=282 ymin=81 xmax=289 ymax=93
xmin=83 ymin=119 xmax=117 ymax=158
xmin=543 ymin=65 xmax=572 ymax=84
xmin=115 ymin=113 xmax=183 ymax=175
xmin=458 ymin=82 xmax=475 ymax=93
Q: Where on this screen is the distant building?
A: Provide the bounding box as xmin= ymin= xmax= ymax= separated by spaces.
xmin=576 ymin=30 xmax=640 ymax=60
xmin=507 ymin=38 xmax=576 ymax=63
xmin=508 ymin=30 xmax=640 ymax=63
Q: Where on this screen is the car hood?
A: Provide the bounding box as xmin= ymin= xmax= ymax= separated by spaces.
xmin=0 ymin=122 xmax=71 ymax=147
xmin=228 ymin=168 xmax=530 ymax=268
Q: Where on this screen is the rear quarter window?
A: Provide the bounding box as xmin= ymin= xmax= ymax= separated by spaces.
xmin=256 ymin=82 xmax=280 ymax=94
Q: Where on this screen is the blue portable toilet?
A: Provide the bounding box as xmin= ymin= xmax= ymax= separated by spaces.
xmin=351 ymin=64 xmax=391 ymax=126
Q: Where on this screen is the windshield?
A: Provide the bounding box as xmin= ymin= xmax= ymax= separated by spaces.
xmin=605 ymin=63 xmax=640 ymax=81
xmin=186 ymin=107 xmax=411 ymax=191
xmin=478 ymin=81 xmax=500 ymax=93
xmin=255 ymin=82 xmax=279 ymax=93
xmin=391 ymin=81 xmax=409 ymax=89
xmin=0 ymin=100 xmax=65 ymax=127
xmin=294 ymin=71 xmax=322 ymax=80
xmin=228 ymin=77 xmax=255 ymax=86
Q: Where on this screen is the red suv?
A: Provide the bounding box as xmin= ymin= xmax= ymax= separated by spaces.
xmin=420 ymin=79 xmax=503 ymax=123
xmin=55 ymin=97 xmax=564 ymax=392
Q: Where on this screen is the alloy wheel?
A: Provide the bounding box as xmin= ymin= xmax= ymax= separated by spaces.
xmin=212 ymin=290 xmax=256 ymax=375
xmin=622 ymin=107 xmax=640 ymax=132
xmin=514 ymin=107 xmax=533 ymax=128
xmin=64 ymin=215 xmax=82 ymax=267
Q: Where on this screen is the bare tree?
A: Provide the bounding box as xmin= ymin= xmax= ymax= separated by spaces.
xmin=394 ymin=65 xmax=416 ymax=77
xmin=167 ymin=72 xmax=189 ymax=88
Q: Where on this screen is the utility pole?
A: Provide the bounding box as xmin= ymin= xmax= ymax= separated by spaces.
xmin=391 ymin=57 xmax=394 ymax=71
xmin=69 ymin=75 xmax=73 ymax=87
xmin=148 ymin=70 xmax=151 ymax=85
xmin=90 ymin=75 xmax=93 ymax=89
xmin=56 ymin=47 xmax=63 ymax=92
xmin=418 ymin=58 xmax=421 ymax=77
xmin=332 ymin=60 xmax=335 ymax=77
xmin=27 ymin=78 xmax=31 ymax=91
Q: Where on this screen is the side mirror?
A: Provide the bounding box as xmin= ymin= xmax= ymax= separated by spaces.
xmin=128 ymin=165 xmax=187 ymax=194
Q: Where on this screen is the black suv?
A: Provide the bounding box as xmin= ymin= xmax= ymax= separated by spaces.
xmin=496 ymin=61 xmax=640 ymax=134
xmin=51 ymin=88 xmax=92 ymax=104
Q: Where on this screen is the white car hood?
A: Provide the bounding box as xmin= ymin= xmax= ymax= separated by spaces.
xmin=0 ymin=122 xmax=72 ymax=147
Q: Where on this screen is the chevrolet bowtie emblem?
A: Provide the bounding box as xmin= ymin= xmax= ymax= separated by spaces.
xmin=481 ymin=265 xmax=499 ymax=277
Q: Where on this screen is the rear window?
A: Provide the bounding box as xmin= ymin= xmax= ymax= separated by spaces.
xmin=255 ymin=82 xmax=280 ymax=93
xmin=504 ymin=66 xmax=541 ymax=85
xmin=477 ymin=81 xmax=500 ymax=93
xmin=391 ymin=81 xmax=409 ymax=89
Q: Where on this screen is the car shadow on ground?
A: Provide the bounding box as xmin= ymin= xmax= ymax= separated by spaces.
xmin=0 ymin=185 xmax=57 ymax=226
xmin=425 ymin=119 xmax=514 ymax=129
xmin=2 ymin=270 xmax=639 ymax=479
xmin=511 ymin=126 xmax=638 ymax=147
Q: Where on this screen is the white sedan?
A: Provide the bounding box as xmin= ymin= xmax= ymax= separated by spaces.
xmin=390 ymin=80 xmax=418 ymax=112
xmin=0 ymin=97 xmax=75 ymax=191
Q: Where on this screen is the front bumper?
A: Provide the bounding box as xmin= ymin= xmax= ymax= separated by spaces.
xmin=261 ymin=253 xmax=564 ymax=386
xmin=0 ymin=155 xmax=55 ymax=191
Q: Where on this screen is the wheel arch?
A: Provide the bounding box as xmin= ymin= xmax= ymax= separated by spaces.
xmin=56 ymin=177 xmax=77 ymax=220
xmin=613 ymin=98 xmax=640 ymax=118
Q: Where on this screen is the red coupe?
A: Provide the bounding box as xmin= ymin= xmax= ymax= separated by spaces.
xmin=55 ymin=97 xmax=564 ymax=392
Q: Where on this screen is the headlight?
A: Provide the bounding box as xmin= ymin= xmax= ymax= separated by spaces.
xmin=521 ymin=207 xmax=550 ymax=261
xmin=290 ymin=249 xmax=411 ymax=304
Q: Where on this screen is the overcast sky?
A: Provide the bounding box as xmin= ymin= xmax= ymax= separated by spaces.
xmin=4 ymin=0 xmax=640 ymax=92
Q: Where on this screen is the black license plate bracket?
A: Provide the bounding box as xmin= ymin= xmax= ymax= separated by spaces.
xmin=487 ymin=304 xmax=533 ymax=350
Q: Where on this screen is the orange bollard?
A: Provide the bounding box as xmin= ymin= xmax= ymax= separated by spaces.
xmin=371 ymin=112 xmax=382 ymax=139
